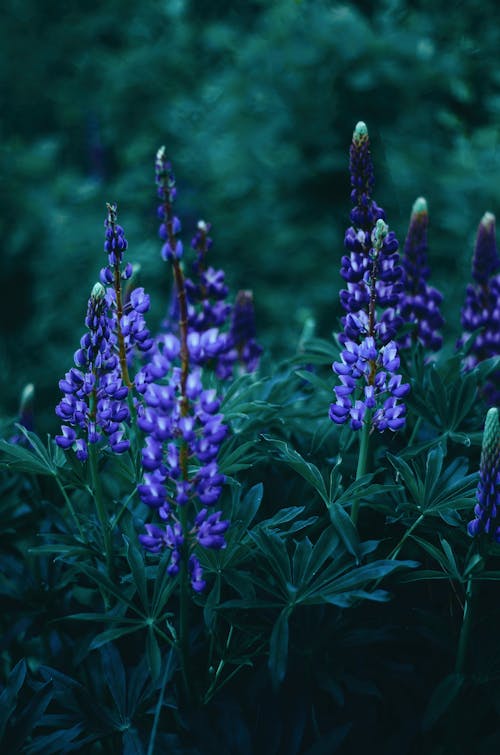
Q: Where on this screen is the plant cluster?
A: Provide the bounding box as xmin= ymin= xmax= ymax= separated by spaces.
xmin=1 ymin=122 xmax=499 ymax=755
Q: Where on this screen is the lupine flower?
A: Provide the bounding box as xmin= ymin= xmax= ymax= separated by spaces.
xmin=137 ymin=148 xmax=230 ymax=590
xmin=468 ymin=407 xmax=500 ymax=542
xmin=156 ymin=178 xmax=262 ymax=381
xmin=330 ymin=122 xmax=409 ymax=432
xmin=100 ymin=203 xmax=153 ymax=373
xmin=459 ymin=212 xmax=500 ymax=404
xmin=398 ymin=198 xmax=444 ymax=351
xmin=55 ymin=282 xmax=130 ymax=461
xmin=186 ymin=220 xmax=231 ymax=331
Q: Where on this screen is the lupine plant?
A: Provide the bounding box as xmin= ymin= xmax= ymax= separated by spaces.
xmin=1 ymin=122 xmax=499 ymax=755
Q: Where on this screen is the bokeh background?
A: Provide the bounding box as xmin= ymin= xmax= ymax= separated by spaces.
xmin=2 ymin=0 xmax=500 ymax=430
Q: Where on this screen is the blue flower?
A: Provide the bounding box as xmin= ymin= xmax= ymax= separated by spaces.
xmin=330 ymin=133 xmax=409 ymax=436
xmin=468 ymin=407 xmax=500 ymax=542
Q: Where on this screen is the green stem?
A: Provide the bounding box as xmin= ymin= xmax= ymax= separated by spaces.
xmin=408 ymin=416 xmax=422 ymax=447
xmin=388 ymin=513 xmax=425 ymax=560
xmin=351 ymin=419 xmax=370 ymax=525
xmin=178 ymin=504 xmax=193 ymax=704
xmin=88 ymin=442 xmax=114 ymax=582
xmin=147 ymin=649 xmax=174 ymax=755
xmin=455 ymin=577 xmax=475 ymax=675
xmin=54 ymin=475 xmax=86 ymax=540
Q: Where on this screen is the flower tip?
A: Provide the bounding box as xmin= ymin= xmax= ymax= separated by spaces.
xmin=480 ymin=211 xmax=496 ymax=230
xmin=20 ymin=383 xmax=35 ymax=406
xmin=371 ymin=218 xmax=388 ymax=247
xmin=411 ymin=197 xmax=428 ymax=216
xmin=91 ymin=282 xmax=106 ymax=301
xmin=353 ymin=121 xmax=368 ymax=142
xmin=484 ymin=406 xmax=500 ymax=440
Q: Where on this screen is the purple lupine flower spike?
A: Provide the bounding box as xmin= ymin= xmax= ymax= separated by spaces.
xmin=398 ymin=198 xmax=444 ymax=351
xmin=468 ymin=407 xmax=500 ymax=542
xmin=459 ymin=212 xmax=500 ymax=404
xmin=349 ymin=121 xmax=385 ymax=232
xmin=137 ymin=150 xmax=230 ymax=590
xmin=330 ymin=123 xmax=409 ymax=433
xmin=228 ymin=290 xmax=263 ymax=373
xmin=55 ymin=282 xmax=130 ymax=460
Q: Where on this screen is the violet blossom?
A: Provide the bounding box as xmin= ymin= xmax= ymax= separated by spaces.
xmin=459 ymin=212 xmax=500 ymax=405
xmin=398 ymin=197 xmax=444 ymax=351
xmin=468 ymin=407 xmax=500 ymax=542
xmin=330 ymin=122 xmax=409 ymax=432
xmin=137 ymin=148 xmax=230 ymax=591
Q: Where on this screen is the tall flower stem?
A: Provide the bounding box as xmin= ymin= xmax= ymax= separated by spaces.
xmin=88 ymin=440 xmax=114 ymax=583
xmin=171 ymin=238 xmax=193 ymax=703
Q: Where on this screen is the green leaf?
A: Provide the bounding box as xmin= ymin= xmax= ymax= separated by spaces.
xmin=386 ymin=453 xmax=423 ymax=505
xmin=146 ymin=627 xmax=162 ymax=683
xmin=315 ymin=559 xmax=418 ymax=595
xmin=257 ymin=506 xmax=306 ymax=530
xmin=124 ymin=536 xmax=148 ymax=611
xmin=0 ymin=660 xmax=27 ymax=739
xmin=411 ymin=535 xmax=460 ymax=580
xmin=233 ymin=483 xmax=263 ymax=530
xmin=260 ymin=435 xmax=328 ymax=505
xmin=4 ymin=681 xmax=52 ymax=752
xmin=292 ymin=537 xmax=313 ymax=584
xmin=203 ymin=575 xmax=221 ymax=632
xmin=218 ymin=440 xmax=261 ymax=475
xmin=222 ymin=569 xmax=256 ymax=601
xmin=22 ymin=724 xmax=84 ymax=753
xmin=328 ymin=502 xmax=361 ymax=563
xmin=318 ymin=588 xmax=390 ymax=608
xmin=424 ymin=445 xmax=444 ymax=501
xmin=71 ymin=563 xmax=140 ymax=614
xmin=89 ymin=625 xmax=144 ymax=650
xmin=307 ymin=527 xmax=341 ymax=577
xmin=422 ymin=673 xmax=464 ymax=730
xmin=248 ymin=528 xmax=291 ymax=590
xmin=429 ymin=366 xmax=447 ymax=425
xmin=101 ymin=645 xmax=126 ymax=715
xmin=123 ymin=728 xmax=146 ymax=755
xmin=0 ymin=439 xmax=56 ymax=476
xmin=268 ymin=609 xmax=290 ymax=689
xmin=294 ymin=369 xmax=332 ymax=394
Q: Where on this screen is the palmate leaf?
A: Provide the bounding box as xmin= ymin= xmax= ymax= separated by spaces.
xmin=294 ymin=368 xmax=333 ymax=395
xmin=231 ymin=482 xmax=263 ymax=531
xmin=304 ymin=558 xmax=419 ymax=603
xmin=0 ymin=660 xmax=27 ymax=740
xmin=408 ymin=535 xmax=462 ymax=581
xmin=101 ymin=645 xmax=126 ymax=716
xmin=247 ymin=528 xmax=291 ymax=591
xmin=218 ymin=439 xmax=263 ymax=475
xmin=0 ymin=439 xmax=57 ymax=477
xmin=24 ymin=723 xmax=85 ymax=754
xmin=387 ymin=447 xmax=477 ymax=517
xmin=123 ymin=535 xmax=148 ymax=612
xmin=260 ymin=435 xmax=328 ymax=505
xmin=328 ymin=502 xmax=361 ymax=563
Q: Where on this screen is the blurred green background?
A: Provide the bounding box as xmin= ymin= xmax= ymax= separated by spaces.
xmin=2 ymin=0 xmax=500 ymax=431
